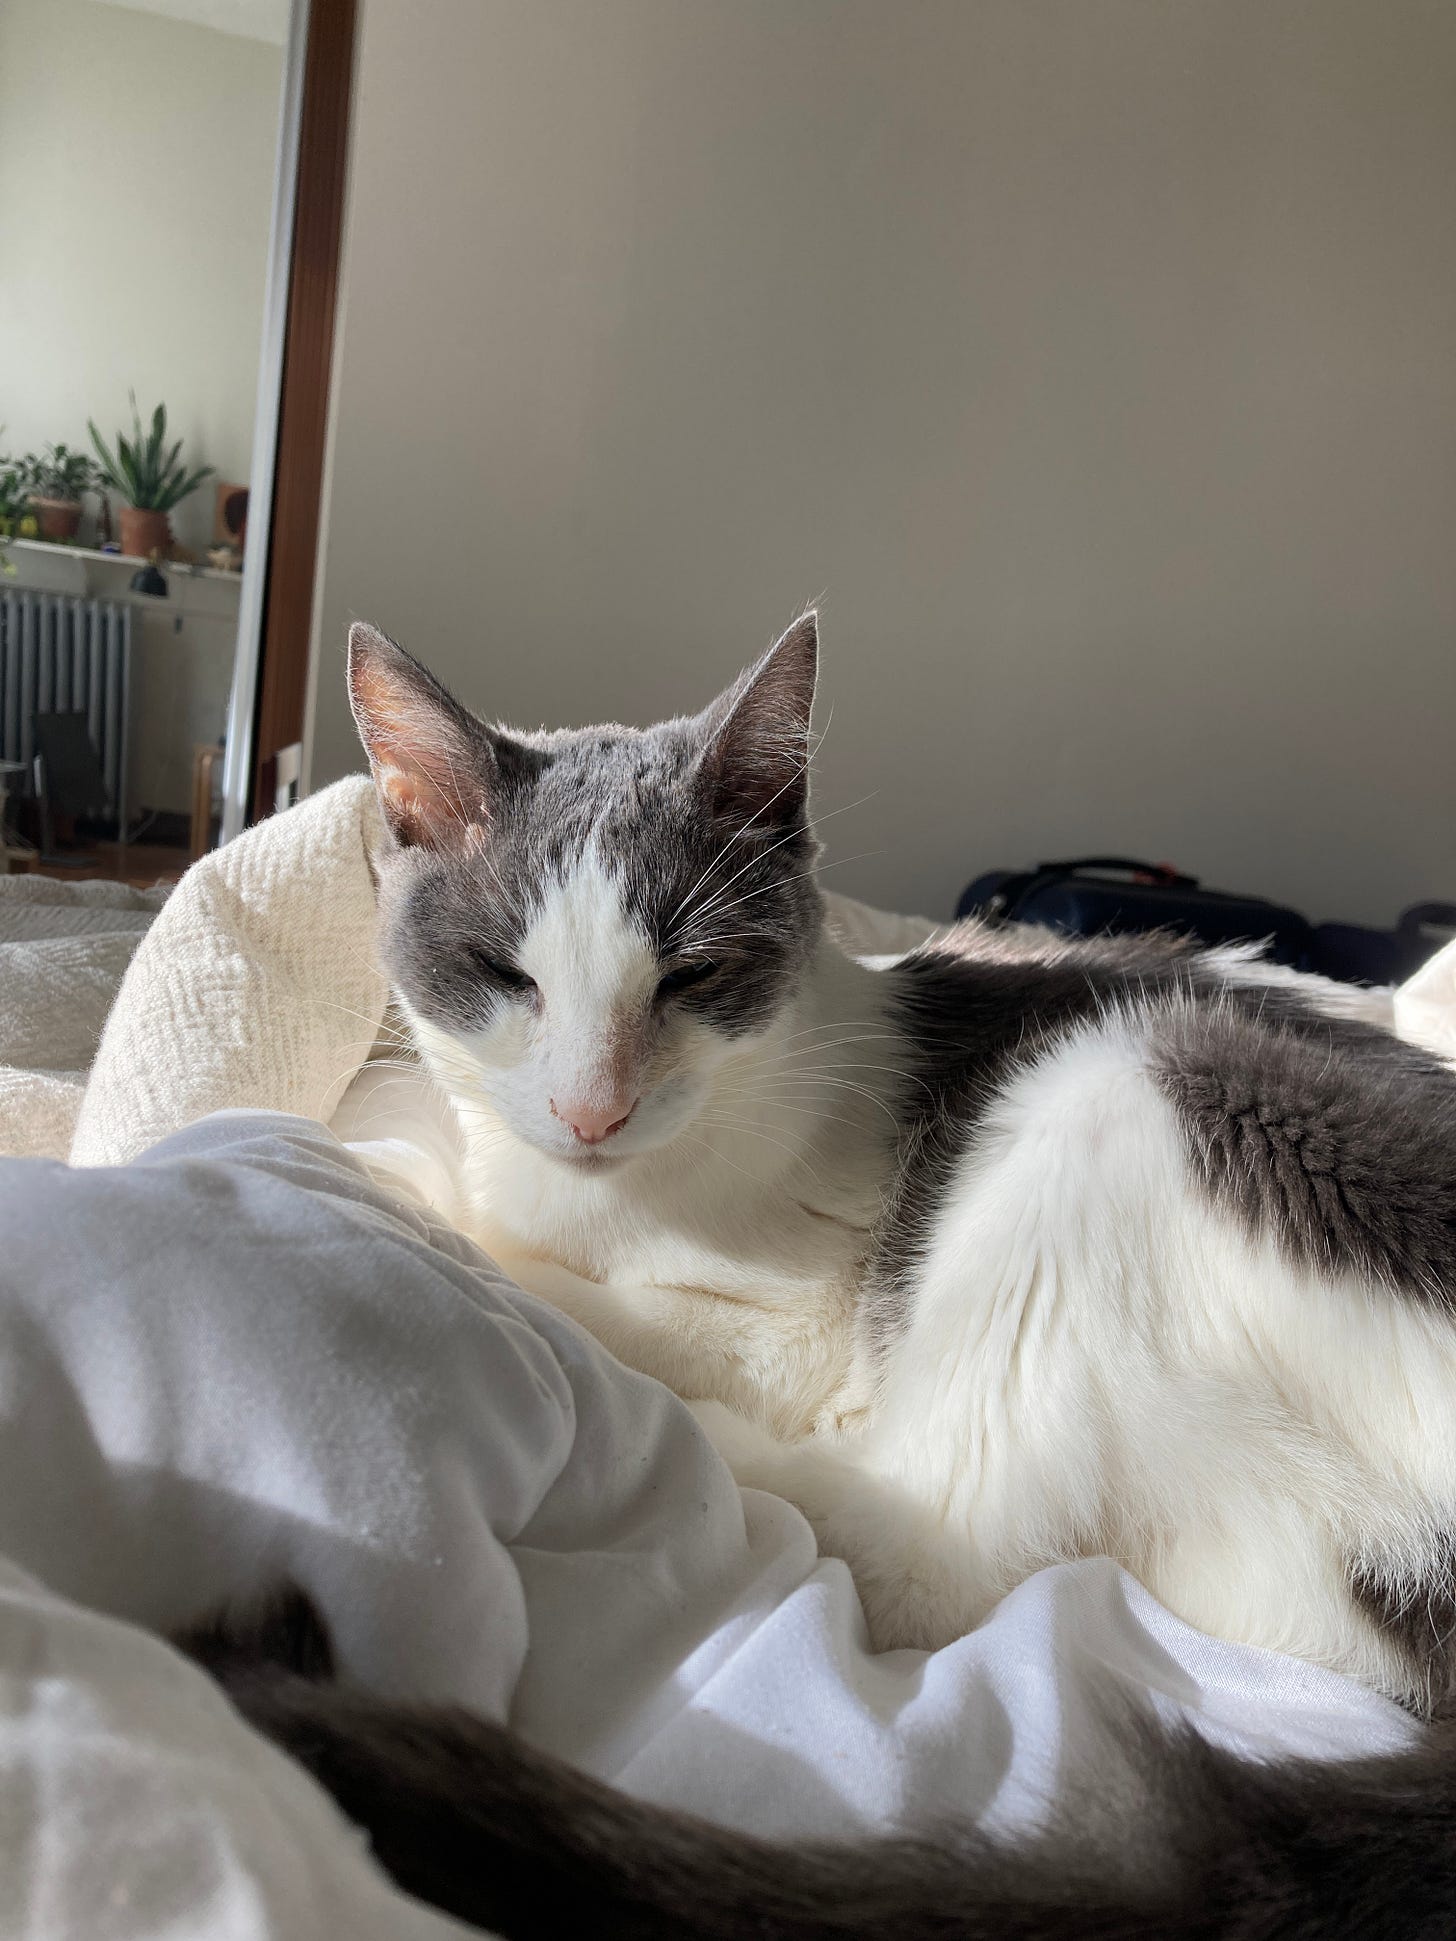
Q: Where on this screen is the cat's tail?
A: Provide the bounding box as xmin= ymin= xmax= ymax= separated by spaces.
xmin=176 ymin=1586 xmax=1456 ymax=1941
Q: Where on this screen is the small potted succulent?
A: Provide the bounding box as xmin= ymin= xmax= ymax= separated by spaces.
xmin=21 ymin=443 xmax=98 ymax=542
xmin=88 ymin=395 xmax=214 ymax=559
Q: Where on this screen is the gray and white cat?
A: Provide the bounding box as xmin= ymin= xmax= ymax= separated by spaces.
xmin=212 ymin=614 xmax=1456 ymax=1937
xmin=350 ymin=611 xmax=1456 ymax=1707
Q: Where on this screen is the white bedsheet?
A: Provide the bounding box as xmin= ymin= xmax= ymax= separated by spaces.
xmin=0 ymin=1113 xmax=1417 ymax=1939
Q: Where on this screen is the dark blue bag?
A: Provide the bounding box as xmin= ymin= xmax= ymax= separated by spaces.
xmin=1306 ymin=905 xmax=1456 ymax=986
xmin=956 ymin=858 xmax=1455 ymax=985
xmin=956 ymin=856 xmax=1312 ymax=965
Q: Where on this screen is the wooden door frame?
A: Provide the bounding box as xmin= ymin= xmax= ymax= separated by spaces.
xmin=219 ymin=0 xmax=358 ymax=837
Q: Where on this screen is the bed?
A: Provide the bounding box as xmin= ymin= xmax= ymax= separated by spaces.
xmin=0 ymin=794 xmax=1451 ymax=1939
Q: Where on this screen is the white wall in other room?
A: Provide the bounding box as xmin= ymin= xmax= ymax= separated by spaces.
xmin=0 ymin=0 xmax=282 ymax=551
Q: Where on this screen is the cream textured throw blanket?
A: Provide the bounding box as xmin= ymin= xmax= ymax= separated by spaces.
xmin=70 ymin=779 xmax=392 ymax=1166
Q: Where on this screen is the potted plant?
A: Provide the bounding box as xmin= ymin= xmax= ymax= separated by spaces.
xmin=21 ymin=443 xmax=98 ymax=542
xmin=0 ymin=457 xmax=27 ymax=575
xmin=88 ymin=395 xmax=214 ymax=560
xmin=0 ymin=455 xmax=30 ymax=542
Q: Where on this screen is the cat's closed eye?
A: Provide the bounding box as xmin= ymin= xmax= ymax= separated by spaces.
xmin=473 ymin=950 xmax=537 ymax=995
xmin=656 ymin=959 xmax=718 ymax=1002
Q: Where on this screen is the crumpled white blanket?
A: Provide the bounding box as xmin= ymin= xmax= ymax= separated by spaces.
xmin=0 ymin=1115 xmax=1418 ymax=1939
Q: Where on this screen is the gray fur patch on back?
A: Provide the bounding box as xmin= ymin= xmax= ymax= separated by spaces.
xmin=870 ymin=921 xmax=1456 ymax=1343
xmin=1152 ymin=1002 xmax=1456 ymax=1303
xmin=866 ymin=923 xmax=1207 ymax=1344
xmin=1349 ymin=1540 xmax=1456 ymax=1716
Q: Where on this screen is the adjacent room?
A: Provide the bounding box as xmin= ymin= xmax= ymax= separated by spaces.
xmin=0 ymin=0 xmax=285 ymax=879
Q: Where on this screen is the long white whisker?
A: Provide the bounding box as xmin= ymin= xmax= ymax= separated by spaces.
xmin=716 ymin=1074 xmax=903 ymax=1128
xmin=733 ymin=1055 xmax=935 ymax=1102
xmin=679 ymin=1129 xmax=804 ymax=1191
xmin=750 ymin=1035 xmax=905 ymax=1066
xmin=706 ymin=1096 xmax=879 ymax=1139
xmin=664 ymin=695 xmax=838 ymax=928
xmin=682 ymin=852 xmax=881 ymax=937
xmin=671 ymin=793 xmax=878 ymax=946
xmin=670 ymin=819 xmax=812 ymax=945
xmin=305 ymin=996 xmax=412 ymax=1042
xmin=312 ymin=1055 xmax=424 ymax=1119
xmin=666 ymin=758 xmax=811 ymax=927
xmin=691 ymin=1116 xmax=827 ymax=1187
xmin=770 ymin=1019 xmax=898 ymax=1045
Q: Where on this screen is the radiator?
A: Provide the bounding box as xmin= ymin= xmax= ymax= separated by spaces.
xmin=0 ymin=590 xmax=132 ymax=820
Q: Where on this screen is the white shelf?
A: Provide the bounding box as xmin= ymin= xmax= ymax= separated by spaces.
xmin=6 ymin=537 xmax=242 ymax=583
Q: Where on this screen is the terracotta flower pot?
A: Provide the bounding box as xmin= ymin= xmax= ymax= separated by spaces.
xmin=119 ymin=505 xmax=172 ymax=559
xmin=33 ymin=497 xmax=82 ymax=543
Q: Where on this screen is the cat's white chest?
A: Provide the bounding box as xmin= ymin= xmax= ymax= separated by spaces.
xmin=460 ymin=1113 xmax=877 ymax=1438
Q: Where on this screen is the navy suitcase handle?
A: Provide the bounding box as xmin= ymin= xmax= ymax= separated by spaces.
xmin=1399 ymin=903 xmax=1456 ymax=940
xmin=973 ymin=856 xmax=1199 ymax=922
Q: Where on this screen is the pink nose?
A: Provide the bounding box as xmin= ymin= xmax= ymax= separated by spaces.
xmin=549 ymin=1096 xmax=638 ymax=1146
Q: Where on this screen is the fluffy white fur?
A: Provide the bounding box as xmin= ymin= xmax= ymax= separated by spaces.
xmin=400 ymin=848 xmax=1452 ymax=1710
xmin=699 ymin=1006 xmax=1456 ymax=1709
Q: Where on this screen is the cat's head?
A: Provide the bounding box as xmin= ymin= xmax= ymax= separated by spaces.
xmin=350 ymin=616 xmax=824 ymax=1168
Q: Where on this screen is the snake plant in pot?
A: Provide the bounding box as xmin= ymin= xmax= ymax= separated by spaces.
xmin=88 ymin=395 xmax=214 ymax=559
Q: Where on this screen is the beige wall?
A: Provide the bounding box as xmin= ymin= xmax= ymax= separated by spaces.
xmin=308 ymin=0 xmax=1456 ymax=927
xmin=0 ymin=0 xmax=282 ymax=550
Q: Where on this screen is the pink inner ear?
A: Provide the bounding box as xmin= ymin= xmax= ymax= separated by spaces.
xmin=352 ymin=653 xmax=487 ymax=848
xmin=374 ymin=757 xmax=477 ymax=848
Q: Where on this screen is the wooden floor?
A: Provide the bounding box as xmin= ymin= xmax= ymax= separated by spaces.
xmin=17 ymin=841 xmax=192 ymax=890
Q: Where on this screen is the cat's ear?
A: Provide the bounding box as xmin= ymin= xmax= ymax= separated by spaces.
xmin=696 ymin=612 xmax=818 ymax=830
xmin=348 ymin=622 xmax=498 ymax=849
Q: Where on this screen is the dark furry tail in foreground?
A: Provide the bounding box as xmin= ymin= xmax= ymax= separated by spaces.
xmin=176 ymin=1586 xmax=1456 ymax=1941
